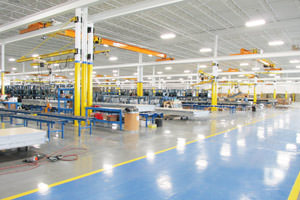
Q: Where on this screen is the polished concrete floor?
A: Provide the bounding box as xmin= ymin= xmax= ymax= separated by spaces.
xmin=0 ymin=109 xmax=300 ymax=199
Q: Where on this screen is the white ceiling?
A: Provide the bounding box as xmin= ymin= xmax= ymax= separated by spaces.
xmin=1 ymin=0 xmax=300 ymax=81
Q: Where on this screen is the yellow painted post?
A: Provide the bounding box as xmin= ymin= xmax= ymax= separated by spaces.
xmin=152 ymin=87 xmax=156 ymax=96
xmin=227 ymin=88 xmax=230 ymax=97
xmin=74 ymin=62 xmax=81 ymax=126
xmin=87 ymin=63 xmax=93 ymax=116
xmin=285 ymin=91 xmax=288 ymax=100
xmin=253 ymin=85 xmax=257 ymax=105
xmin=81 ymin=62 xmax=87 ymax=120
xmin=211 ymin=80 xmax=217 ymax=111
xmin=293 ymin=93 xmax=296 ymax=102
xmin=1 ymin=72 xmax=4 ymax=95
xmin=273 ymin=89 xmax=276 ymax=100
xmin=137 ymin=82 xmax=143 ymax=96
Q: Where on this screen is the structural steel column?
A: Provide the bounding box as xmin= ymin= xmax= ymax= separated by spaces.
xmin=253 ymin=85 xmax=257 ymax=105
xmin=74 ymin=8 xmax=82 ymax=126
xmin=285 ymin=91 xmax=288 ymax=100
xmin=137 ymin=53 xmax=143 ymax=96
xmin=273 ymin=88 xmax=276 ymax=99
xmin=152 ymin=66 xmax=156 ymax=96
xmin=211 ymin=35 xmax=218 ymax=112
xmin=81 ymin=7 xmax=88 ymax=120
xmin=87 ymin=23 xmax=94 ymax=116
xmin=1 ymin=44 xmax=5 ymax=95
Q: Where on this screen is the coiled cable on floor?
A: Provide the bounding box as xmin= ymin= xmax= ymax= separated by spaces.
xmin=0 ymin=146 xmax=87 ymax=176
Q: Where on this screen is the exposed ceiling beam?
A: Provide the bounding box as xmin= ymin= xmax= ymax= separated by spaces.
xmin=0 ymin=0 xmax=183 ymax=45
xmin=0 ymin=0 xmax=101 ymax=34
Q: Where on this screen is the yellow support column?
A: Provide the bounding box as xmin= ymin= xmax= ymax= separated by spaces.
xmin=87 ymin=63 xmax=93 ymax=115
xmin=137 ymin=82 xmax=143 ymax=96
xmin=81 ymin=62 xmax=87 ymax=120
xmin=273 ymin=89 xmax=276 ymax=100
xmin=285 ymin=91 xmax=288 ymax=100
xmin=293 ymin=93 xmax=296 ymax=102
xmin=152 ymin=87 xmax=156 ymax=96
xmin=74 ymin=62 xmax=81 ymax=126
xmin=211 ymin=80 xmax=217 ymax=111
xmin=1 ymin=72 xmax=4 ymax=95
xmin=253 ymin=85 xmax=257 ymax=105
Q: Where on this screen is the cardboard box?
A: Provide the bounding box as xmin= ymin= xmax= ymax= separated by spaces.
xmin=107 ymin=114 xmax=118 ymax=121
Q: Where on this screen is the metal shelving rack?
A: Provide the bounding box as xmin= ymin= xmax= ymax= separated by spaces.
xmin=57 ymin=88 xmax=74 ymax=114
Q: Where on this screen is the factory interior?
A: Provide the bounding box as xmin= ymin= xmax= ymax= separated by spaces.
xmin=1 ymin=0 xmax=300 ymax=199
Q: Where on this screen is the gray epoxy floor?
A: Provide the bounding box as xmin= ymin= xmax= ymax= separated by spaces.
xmin=0 ymin=109 xmax=289 ymax=199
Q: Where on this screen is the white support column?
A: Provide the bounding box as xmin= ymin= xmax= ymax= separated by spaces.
xmin=137 ymin=53 xmax=143 ymax=96
xmin=87 ymin=23 xmax=94 ymax=113
xmin=81 ymin=7 xmax=88 ymax=118
xmin=152 ymin=66 xmax=156 ymax=95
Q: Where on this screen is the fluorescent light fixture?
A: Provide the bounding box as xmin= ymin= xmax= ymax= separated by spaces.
xmin=148 ymin=54 xmax=153 ymax=57
xmin=160 ymin=33 xmax=176 ymax=40
xmin=103 ymin=44 xmax=109 ymax=47
xmin=275 ymin=75 xmax=280 ymax=79
xmin=165 ymin=66 xmax=172 ymax=70
xmin=240 ymin=63 xmax=249 ymax=66
xmin=184 ymin=70 xmax=191 ymax=73
xmin=245 ymin=19 xmax=266 ymax=27
xmin=109 ymin=56 xmax=118 ymax=61
xmin=221 ymin=77 xmax=226 ymax=80
xmin=69 ymin=72 xmax=74 ymax=75
xmin=290 ymin=60 xmax=300 ymax=64
xmin=53 ymin=63 xmax=59 ymax=67
xmin=198 ymin=65 xmax=207 ymax=68
xmin=92 ymin=71 xmax=96 ymax=74
xmin=33 ymin=65 xmax=38 ymax=68
xmin=252 ymin=67 xmax=260 ymax=71
xmin=296 ymin=66 xmax=300 ymax=69
xmin=12 ymin=67 xmax=16 ymax=71
xmin=112 ymin=70 xmax=118 ymax=73
xmin=133 ymin=72 xmax=138 ymax=76
xmin=238 ymin=75 xmax=245 ymax=77
xmin=32 ymin=54 xmax=39 ymax=58
xmin=179 ymin=78 xmax=184 ymax=81
xmin=157 ymin=71 xmax=163 ymax=74
xmin=268 ymin=40 xmax=284 ymax=46
xmin=167 ymin=76 xmax=171 ymax=79
xmin=148 ymin=77 xmax=152 ymax=80
xmin=8 ymin=58 xmax=15 ymax=62
xmin=269 ymin=74 xmax=276 ymax=76
xmin=199 ymin=48 xmax=212 ymax=53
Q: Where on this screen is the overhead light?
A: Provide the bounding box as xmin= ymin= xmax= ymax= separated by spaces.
xmin=33 ymin=65 xmax=38 ymax=68
xmin=296 ymin=66 xmax=300 ymax=69
xmin=268 ymin=40 xmax=284 ymax=46
xmin=240 ymin=63 xmax=249 ymax=66
xmin=179 ymin=78 xmax=184 ymax=81
xmin=69 ymin=72 xmax=74 ymax=75
xmin=165 ymin=66 xmax=172 ymax=70
xmin=12 ymin=67 xmax=16 ymax=71
xmin=112 ymin=70 xmax=118 ymax=73
xmin=245 ymin=19 xmax=266 ymax=27
xmin=148 ymin=77 xmax=152 ymax=80
xmin=92 ymin=71 xmax=96 ymax=74
xmin=133 ymin=72 xmax=138 ymax=76
xmin=103 ymin=44 xmax=109 ymax=47
xmin=157 ymin=71 xmax=163 ymax=74
xmin=25 ymin=75 xmax=30 ymax=78
xmin=32 ymin=54 xmax=39 ymax=58
xmin=198 ymin=65 xmax=207 ymax=68
xmin=184 ymin=70 xmax=191 ymax=73
xmin=53 ymin=63 xmax=59 ymax=67
xmin=8 ymin=58 xmax=15 ymax=62
xmin=286 ymin=81 xmax=292 ymax=83
xmin=160 ymin=33 xmax=176 ymax=40
xmin=148 ymin=54 xmax=153 ymax=57
xmin=269 ymin=74 xmax=276 ymax=76
xmin=252 ymin=67 xmax=260 ymax=71
xmin=275 ymin=75 xmax=280 ymax=79
xmin=167 ymin=76 xmax=171 ymax=79
xmin=290 ymin=60 xmax=300 ymax=64
xmin=221 ymin=77 xmax=226 ymax=80
xmin=109 ymin=56 xmax=118 ymax=61
xmin=199 ymin=48 xmax=212 ymax=53
xmin=238 ymin=75 xmax=245 ymax=77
